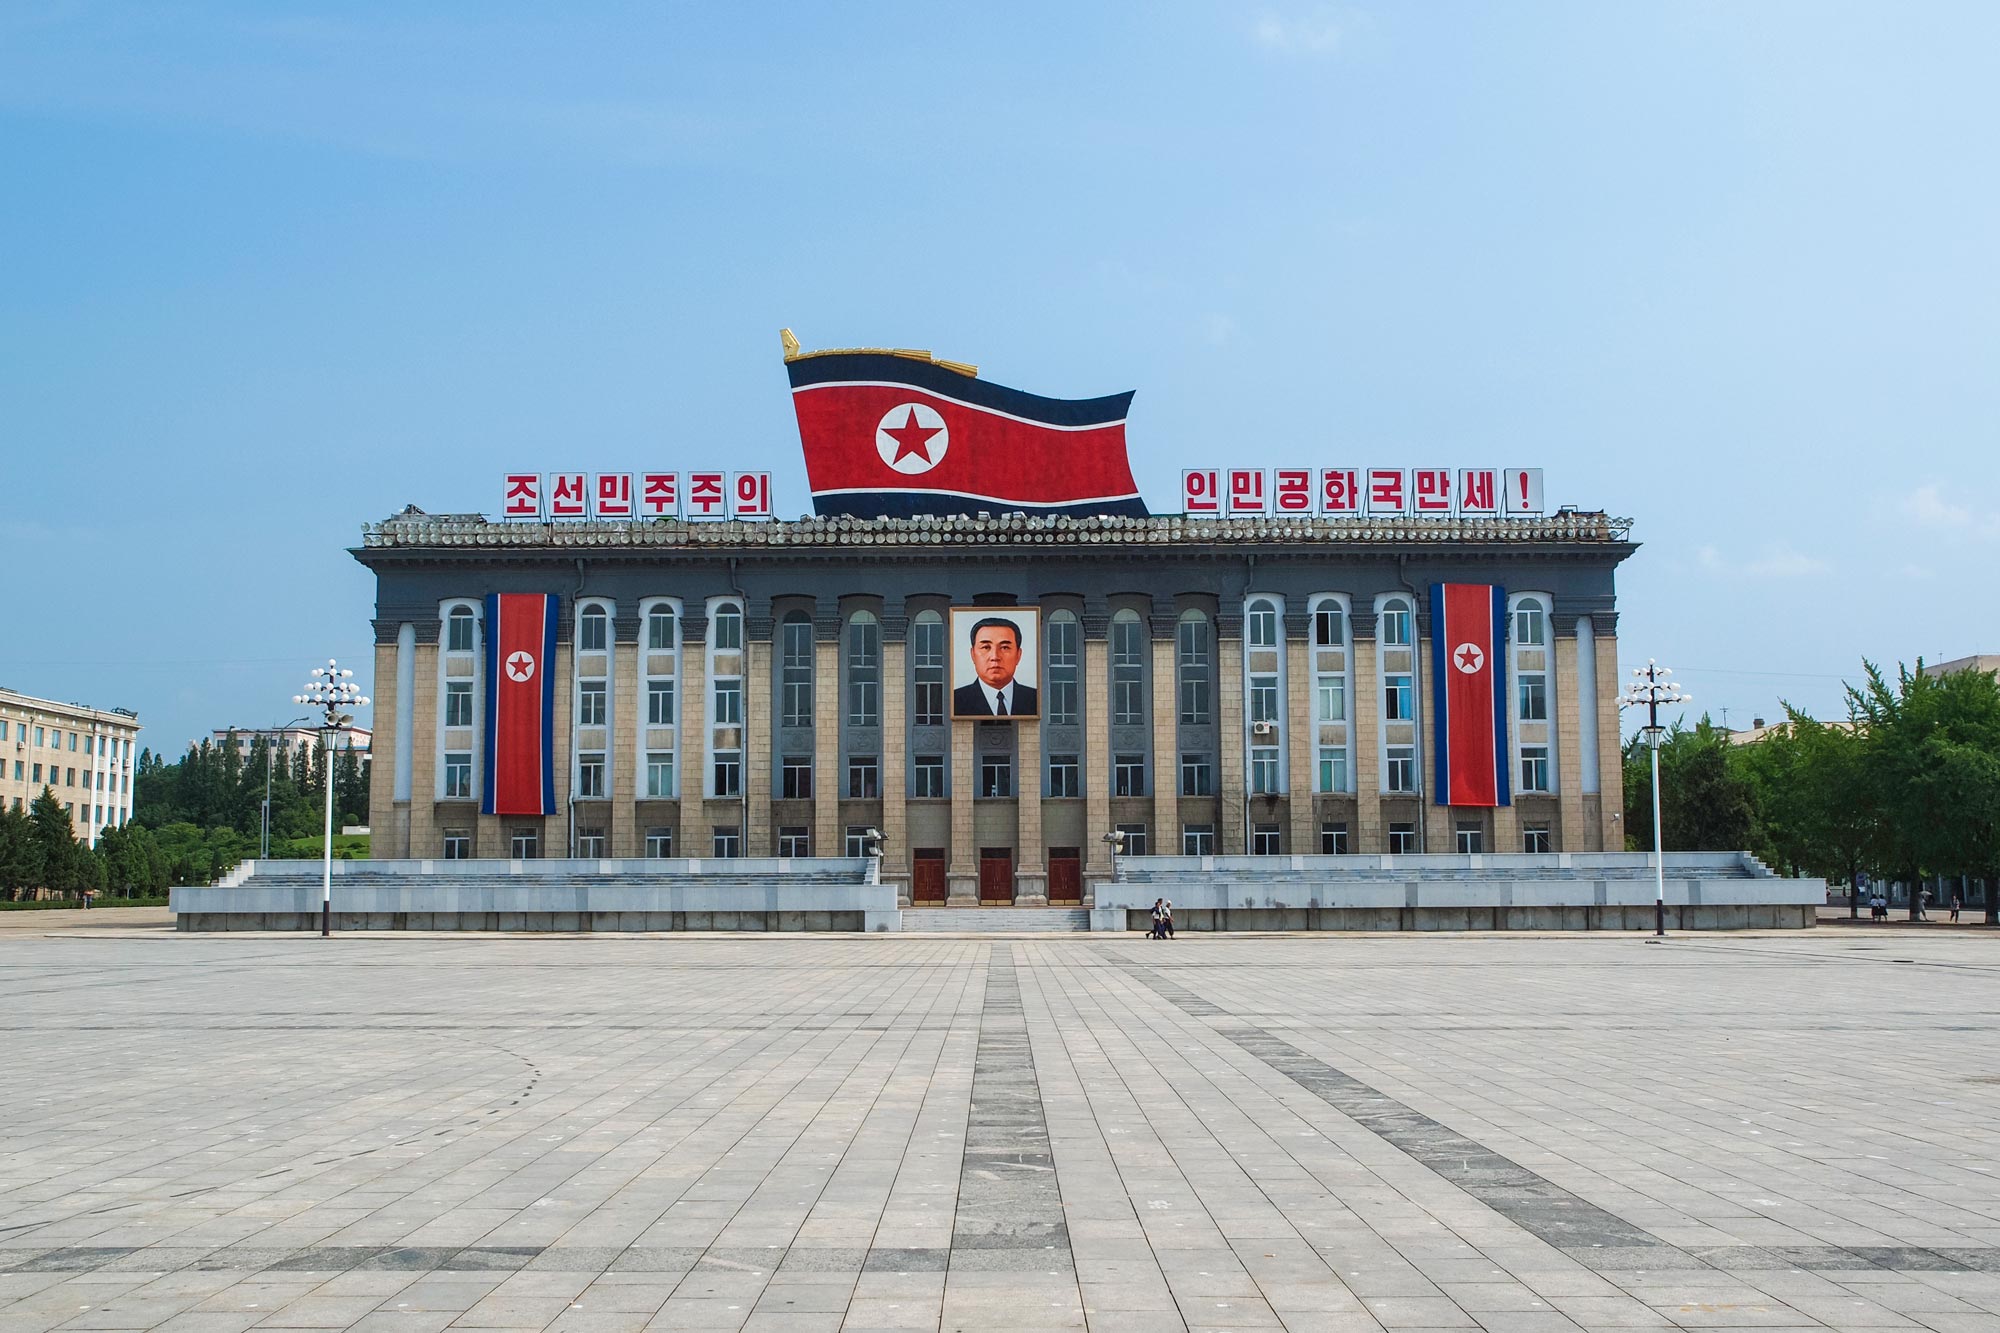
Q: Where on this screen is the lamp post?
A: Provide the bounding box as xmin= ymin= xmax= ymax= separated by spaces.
xmin=1102 ymin=829 xmax=1127 ymax=883
xmin=1620 ymin=660 xmax=1690 ymax=938
xmin=862 ymin=827 xmax=884 ymax=886
xmin=295 ymin=659 xmax=368 ymax=938
xmin=255 ymin=715 xmax=312 ymax=860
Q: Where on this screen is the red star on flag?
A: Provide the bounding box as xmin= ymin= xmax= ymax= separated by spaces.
xmin=882 ymin=407 xmax=943 ymax=466
xmin=1455 ymin=644 xmax=1484 ymax=673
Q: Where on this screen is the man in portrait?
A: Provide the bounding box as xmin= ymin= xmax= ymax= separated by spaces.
xmin=952 ymin=615 xmax=1038 ymax=717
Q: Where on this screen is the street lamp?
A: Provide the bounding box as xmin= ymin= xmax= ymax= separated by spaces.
xmin=1620 ymin=660 xmax=1691 ymax=938
xmin=251 ymin=715 xmax=312 ymax=860
xmin=294 ymin=659 xmax=368 ymax=938
xmin=1102 ymin=829 xmax=1128 ymax=883
xmin=862 ymin=827 xmax=884 ymax=886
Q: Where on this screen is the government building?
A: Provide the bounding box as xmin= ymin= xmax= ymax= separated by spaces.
xmin=0 ymin=686 xmax=141 ymax=842
xmin=356 ymin=507 xmax=1631 ymax=906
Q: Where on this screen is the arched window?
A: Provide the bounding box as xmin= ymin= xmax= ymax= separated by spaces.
xmin=1313 ymin=601 xmax=1344 ymax=648
xmin=1381 ymin=598 xmax=1411 ymax=646
xmin=847 ymin=611 xmax=880 ymax=726
xmin=712 ymin=602 xmax=743 ymax=651
xmin=446 ymin=605 xmax=476 ymax=653
xmin=780 ymin=612 xmax=813 ymax=727
xmin=1247 ymin=599 xmax=1278 ymax=648
xmin=1047 ymin=612 xmax=1079 ymax=724
xmin=1111 ymin=610 xmax=1144 ymax=725
xmin=579 ymin=604 xmax=608 ymax=652
xmin=912 ymin=611 xmax=945 ymax=726
xmin=1515 ymin=596 xmax=1546 ymax=647
xmin=1176 ymin=611 xmax=1210 ymax=725
xmin=646 ymin=604 xmax=676 ymax=652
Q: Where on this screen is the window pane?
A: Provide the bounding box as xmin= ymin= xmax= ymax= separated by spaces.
xmin=648 ymin=680 xmax=676 ymax=725
xmin=580 ymin=609 xmax=607 ymax=651
xmin=713 ymin=607 xmax=742 ymax=650
xmin=447 ymin=609 xmax=475 ymax=653
xmin=647 ymin=608 xmax=676 ymax=651
xmin=1316 ymin=675 xmax=1345 ymax=722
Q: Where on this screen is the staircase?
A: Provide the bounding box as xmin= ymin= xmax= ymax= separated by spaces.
xmin=900 ymin=907 xmax=1092 ymax=933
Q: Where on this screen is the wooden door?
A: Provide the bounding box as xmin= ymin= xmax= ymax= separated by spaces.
xmin=912 ymin=849 xmax=946 ymax=904
xmin=979 ymin=848 xmax=1014 ymax=904
xmin=1048 ymin=849 xmax=1081 ymax=905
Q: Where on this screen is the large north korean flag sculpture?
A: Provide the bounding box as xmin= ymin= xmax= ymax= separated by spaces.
xmin=784 ymin=335 xmax=1148 ymax=519
xmin=483 ymin=593 xmax=559 ymax=816
xmin=1430 ymin=583 xmax=1511 ymax=808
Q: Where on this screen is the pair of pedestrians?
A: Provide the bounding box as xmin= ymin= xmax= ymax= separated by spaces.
xmin=1149 ymin=897 xmax=1175 ymax=939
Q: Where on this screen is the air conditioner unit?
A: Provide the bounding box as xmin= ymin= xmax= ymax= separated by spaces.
xmin=1251 ymin=721 xmax=1276 ymax=736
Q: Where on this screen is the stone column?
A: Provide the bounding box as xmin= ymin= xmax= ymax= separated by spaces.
xmin=1217 ymin=609 xmax=1246 ymax=853
xmin=409 ymin=627 xmax=443 ymax=858
xmin=948 ymin=723 xmax=977 ymax=904
xmin=1014 ymin=717 xmax=1046 ymax=904
xmin=1553 ymin=616 xmax=1587 ymax=854
xmin=676 ymin=614 xmax=707 ymax=859
xmin=813 ymin=614 xmax=842 ymax=859
xmin=1148 ymin=621 xmax=1179 ymax=857
xmin=1348 ymin=611 xmax=1381 ymax=852
xmin=1594 ymin=619 xmax=1624 ymax=851
xmin=880 ymin=615 xmax=911 ymax=904
xmin=369 ymin=621 xmax=403 ymax=855
xmin=1418 ymin=609 xmax=1451 ymax=854
xmin=1082 ymin=606 xmax=1113 ymax=892
xmin=1284 ymin=616 xmax=1315 ymax=856
xmin=745 ymin=610 xmax=774 ymax=857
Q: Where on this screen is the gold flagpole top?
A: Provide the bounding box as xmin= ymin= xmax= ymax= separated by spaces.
xmin=781 ymin=328 xmax=977 ymax=378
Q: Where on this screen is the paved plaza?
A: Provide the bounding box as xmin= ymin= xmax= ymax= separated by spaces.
xmin=3 ymin=925 xmax=1999 ymax=1332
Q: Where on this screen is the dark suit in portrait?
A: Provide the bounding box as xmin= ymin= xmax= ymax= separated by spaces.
xmin=952 ymin=680 xmax=1038 ymax=718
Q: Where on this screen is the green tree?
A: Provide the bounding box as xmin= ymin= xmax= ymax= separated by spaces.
xmin=1623 ymin=719 xmax=1755 ymax=853
xmin=0 ymin=804 xmax=45 ymax=900
xmin=28 ymin=788 xmax=89 ymax=897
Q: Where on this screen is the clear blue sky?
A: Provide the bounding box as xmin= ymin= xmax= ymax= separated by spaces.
xmin=3 ymin=2 xmax=1995 ymax=754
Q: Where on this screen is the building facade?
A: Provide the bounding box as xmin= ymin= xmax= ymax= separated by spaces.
xmin=357 ymin=509 xmax=1632 ymax=903
xmin=212 ymin=725 xmax=373 ymax=777
xmin=0 ymin=687 xmax=141 ymax=843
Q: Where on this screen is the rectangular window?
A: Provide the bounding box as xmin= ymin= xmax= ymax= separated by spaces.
xmin=1456 ymin=823 xmax=1484 ymax=854
xmin=713 ymin=751 xmax=741 ymax=797
xmin=780 ymin=757 xmax=812 ymax=800
xmin=1523 ymin=824 xmax=1552 ymax=854
xmin=1180 ymin=753 xmax=1212 ymax=797
xmin=1253 ymin=823 xmax=1282 ymax=855
xmin=1519 ymin=674 xmax=1548 ymax=722
xmin=1386 ymin=746 xmax=1416 ymax=793
xmin=1250 ymin=675 xmax=1279 ymax=723
xmin=1320 ymin=821 xmax=1350 ymax=855
xmin=1314 ymin=606 xmax=1344 ymax=647
xmin=32 ymin=764 xmax=41 ymax=783
xmin=447 ymin=613 xmax=476 ymax=652
xmin=845 ymin=826 xmax=871 ymax=858
xmin=1116 ymin=823 xmax=1148 ymax=856
xmin=66 ymin=768 xmax=75 ymax=786
xmin=713 ymin=610 xmax=742 ymax=651
xmin=847 ymin=755 xmax=880 ymax=798
xmin=1248 ymin=605 xmax=1277 ymax=647
xmin=1112 ymin=618 xmax=1145 ymax=725
xmin=35 ymin=728 xmax=44 ymax=746
xmin=645 ymin=826 xmax=674 ymax=857
xmin=646 ymin=751 xmax=675 ymax=798
xmin=1384 ymin=675 xmax=1413 ymax=721
xmin=848 ymin=620 xmax=881 ymax=727
xmin=1182 ymin=823 xmax=1215 ymax=855
xmin=980 ymin=755 xmax=1014 ymax=798
xmin=576 ymin=753 xmax=606 ymax=798
xmin=442 ymin=831 xmax=470 ymax=859
xmin=912 ymin=754 xmax=945 ymax=798
xmin=443 ymin=752 xmax=473 ymax=799
xmin=1179 ymin=675 xmax=1210 ymax=726
xmin=781 ymin=620 xmax=813 ymax=727
xmin=1316 ymin=675 xmax=1346 ymax=722
xmin=778 ymin=826 xmax=811 ymax=857
xmin=1382 ymin=605 xmax=1411 ymax=645
xmin=1316 ymin=745 xmax=1347 ymax=793
xmin=577 ymin=679 xmax=607 ymax=727
xmin=578 ymin=611 xmax=608 ymax=652
xmin=1250 ymin=746 xmax=1280 ymax=794
xmin=1047 ymin=753 xmax=1079 ymax=798
xmin=1114 ymin=754 xmax=1146 ymax=797
xmin=1178 ymin=619 xmax=1210 ymax=724
xmin=576 ymin=828 xmax=606 ymax=858
xmin=443 ymin=681 xmax=473 ymax=728
xmin=510 ymin=829 xmax=539 ymax=859
xmin=1388 ymin=822 xmax=1418 ymax=854
xmin=712 ymin=679 xmax=742 ymax=726
xmin=647 ymin=680 xmax=676 ymax=726
xmin=1520 ymin=745 xmax=1551 ymax=792
xmin=712 ymin=827 xmax=741 ymax=857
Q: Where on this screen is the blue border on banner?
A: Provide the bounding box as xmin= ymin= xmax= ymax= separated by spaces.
xmin=481 ymin=593 xmax=499 ymax=815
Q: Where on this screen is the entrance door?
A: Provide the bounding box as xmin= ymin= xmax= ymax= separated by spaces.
xmin=979 ymin=848 xmax=1014 ymax=904
xmin=912 ymin=849 xmax=946 ymax=904
xmin=1048 ymin=848 xmax=1081 ymax=905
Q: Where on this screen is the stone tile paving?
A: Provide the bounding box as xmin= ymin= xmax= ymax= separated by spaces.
xmin=1 ymin=929 xmax=1998 ymax=1331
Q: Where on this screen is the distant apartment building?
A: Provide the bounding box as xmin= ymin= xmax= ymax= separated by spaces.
xmin=211 ymin=724 xmax=373 ymax=777
xmin=0 ymin=687 xmax=141 ymax=845
xmin=1922 ymin=654 xmax=2000 ymax=681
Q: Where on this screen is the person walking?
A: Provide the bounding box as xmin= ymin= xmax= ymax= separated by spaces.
xmin=1916 ymin=888 xmax=1931 ymax=922
xmin=1872 ymin=891 xmax=1887 ymax=922
xmin=1950 ymin=891 xmax=1963 ymax=923
xmin=1160 ymin=899 xmax=1175 ymax=940
xmin=1149 ymin=898 xmax=1165 ymax=940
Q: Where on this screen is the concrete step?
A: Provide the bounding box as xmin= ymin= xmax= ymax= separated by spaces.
xmin=899 ymin=908 xmax=1092 ymax=933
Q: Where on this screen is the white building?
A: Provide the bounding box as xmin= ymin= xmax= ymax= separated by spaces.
xmin=0 ymin=687 xmax=141 ymax=846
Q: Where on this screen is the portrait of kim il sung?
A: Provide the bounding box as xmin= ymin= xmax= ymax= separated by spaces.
xmin=949 ymin=608 xmax=1041 ymax=721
